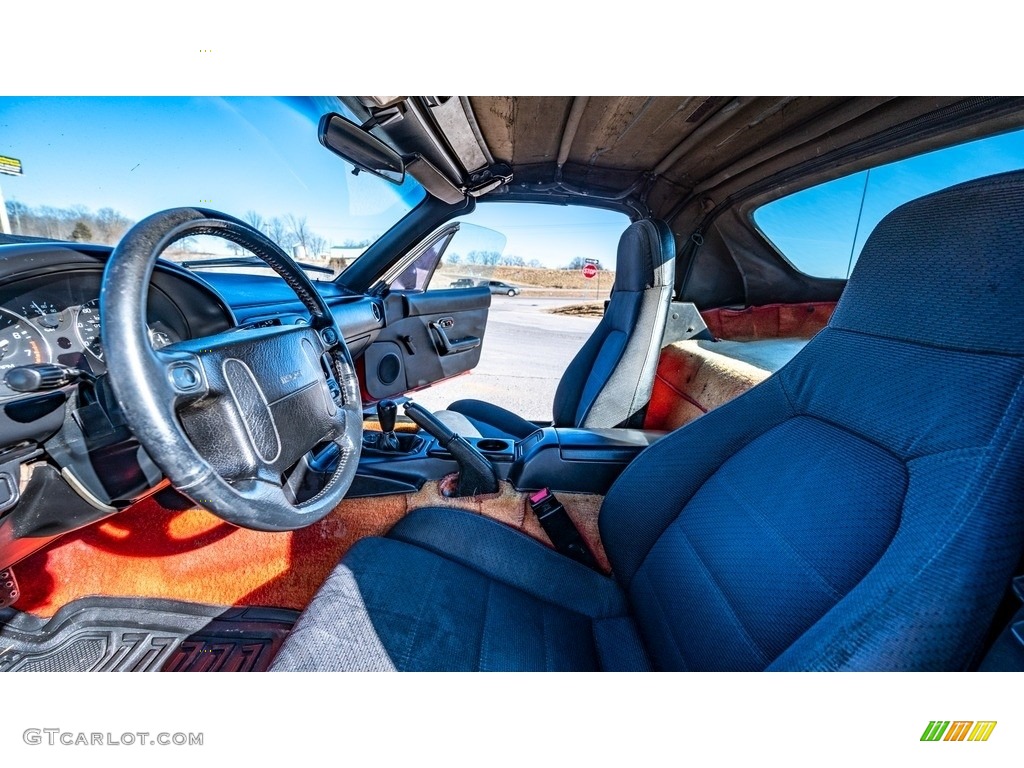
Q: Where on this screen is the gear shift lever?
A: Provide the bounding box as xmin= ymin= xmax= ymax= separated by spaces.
xmin=403 ymin=402 xmax=498 ymax=496
xmin=376 ymin=399 xmax=400 ymax=452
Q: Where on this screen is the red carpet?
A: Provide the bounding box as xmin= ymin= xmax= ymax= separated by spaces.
xmin=13 ymin=482 xmax=607 ymax=618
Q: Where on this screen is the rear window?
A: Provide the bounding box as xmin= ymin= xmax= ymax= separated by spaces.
xmin=753 ymin=127 xmax=1024 ymax=279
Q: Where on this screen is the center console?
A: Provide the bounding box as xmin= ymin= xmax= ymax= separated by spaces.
xmin=508 ymin=428 xmax=662 ymax=494
xmin=349 ymin=402 xmax=664 ymax=498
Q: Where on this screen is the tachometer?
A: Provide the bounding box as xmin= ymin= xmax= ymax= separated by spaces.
xmin=0 ymin=308 xmax=52 ymax=400
xmin=75 ymin=298 xmax=104 ymax=360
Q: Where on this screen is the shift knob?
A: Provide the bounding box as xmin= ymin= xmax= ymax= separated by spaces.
xmin=377 ymin=399 xmax=398 ymax=435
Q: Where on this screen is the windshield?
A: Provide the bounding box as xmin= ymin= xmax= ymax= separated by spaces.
xmin=0 ymin=97 xmax=426 ymax=280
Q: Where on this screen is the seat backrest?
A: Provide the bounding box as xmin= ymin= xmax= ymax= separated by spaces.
xmin=599 ymin=171 xmax=1024 ymax=671
xmin=552 ymin=219 xmax=675 ymax=428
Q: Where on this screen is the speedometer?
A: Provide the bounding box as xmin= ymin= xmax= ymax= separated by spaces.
xmin=75 ymin=298 xmax=103 ymax=360
xmin=0 ymin=308 xmax=52 ymax=400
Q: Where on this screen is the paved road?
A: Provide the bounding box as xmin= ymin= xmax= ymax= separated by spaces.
xmin=406 ymin=295 xmax=600 ymax=420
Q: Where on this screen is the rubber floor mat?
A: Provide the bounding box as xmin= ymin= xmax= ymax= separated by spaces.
xmin=0 ymin=597 xmax=298 ymax=672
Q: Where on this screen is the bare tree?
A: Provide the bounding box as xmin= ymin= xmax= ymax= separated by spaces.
xmin=4 ymin=203 xmax=134 ymax=244
xmin=244 ymin=210 xmax=266 ymax=234
xmin=5 ymin=200 xmax=28 ymax=233
xmin=287 ymin=214 xmax=311 ymax=249
xmin=306 ymin=234 xmax=328 ymax=259
xmin=95 ymin=207 xmax=133 ymax=244
xmin=266 ymin=217 xmax=295 ymax=249
xmin=467 ymin=250 xmax=502 ymax=266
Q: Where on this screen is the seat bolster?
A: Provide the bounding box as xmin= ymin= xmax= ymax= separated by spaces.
xmin=580 ymin=283 xmax=671 ymax=428
xmin=446 ymin=399 xmax=543 ymax=440
xmin=433 ymin=409 xmax=485 ymax=438
xmin=389 ymin=507 xmax=630 ymax=618
xmin=269 ymin=558 xmax=398 ymax=672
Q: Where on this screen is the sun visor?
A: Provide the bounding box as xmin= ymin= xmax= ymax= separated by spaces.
xmin=405 ymin=154 xmax=465 ymax=204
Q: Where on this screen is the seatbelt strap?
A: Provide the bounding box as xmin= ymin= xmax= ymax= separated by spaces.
xmin=527 ymin=488 xmax=600 ymax=571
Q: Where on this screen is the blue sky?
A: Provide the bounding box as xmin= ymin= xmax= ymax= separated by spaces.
xmin=755 ymin=126 xmax=1024 ymax=278
xmin=0 ymin=97 xmax=424 ymax=247
xmin=0 ymin=97 xmax=624 ymax=267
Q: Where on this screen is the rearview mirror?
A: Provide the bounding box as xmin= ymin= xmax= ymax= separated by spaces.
xmin=318 ymin=113 xmax=405 ymax=185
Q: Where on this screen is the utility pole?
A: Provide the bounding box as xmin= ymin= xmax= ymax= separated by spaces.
xmin=0 ymin=155 xmax=24 ymax=235
xmin=0 ymin=181 xmax=10 ymax=235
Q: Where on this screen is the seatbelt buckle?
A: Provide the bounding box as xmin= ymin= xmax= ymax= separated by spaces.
xmin=528 ymin=487 xmax=562 ymax=521
xmin=528 ymin=488 xmax=599 ymax=570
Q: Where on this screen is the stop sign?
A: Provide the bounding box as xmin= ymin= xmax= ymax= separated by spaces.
xmin=582 ymin=263 xmax=598 ymax=279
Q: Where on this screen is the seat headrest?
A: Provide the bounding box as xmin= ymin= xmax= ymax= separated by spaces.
xmin=830 ymin=169 xmax=1024 ymax=355
xmin=614 ymin=219 xmax=675 ymax=291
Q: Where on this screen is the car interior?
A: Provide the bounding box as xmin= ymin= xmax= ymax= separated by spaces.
xmin=0 ymin=96 xmax=1022 ymax=672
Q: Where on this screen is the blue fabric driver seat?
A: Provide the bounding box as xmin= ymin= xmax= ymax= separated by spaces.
xmin=435 ymin=218 xmax=676 ymax=439
xmin=271 ymin=171 xmax=1024 ymax=671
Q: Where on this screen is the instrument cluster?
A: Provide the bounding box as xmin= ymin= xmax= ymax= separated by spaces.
xmin=0 ymin=274 xmax=182 ymax=402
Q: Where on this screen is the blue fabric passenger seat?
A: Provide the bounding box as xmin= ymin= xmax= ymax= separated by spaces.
xmin=271 ymin=171 xmax=1024 ymax=672
xmin=435 ymin=218 xmax=676 ymax=439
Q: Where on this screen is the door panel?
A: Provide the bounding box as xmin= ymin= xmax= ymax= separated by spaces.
xmin=362 ymin=286 xmax=491 ymax=401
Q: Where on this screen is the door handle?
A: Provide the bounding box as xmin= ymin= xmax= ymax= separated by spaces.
xmin=430 ymin=321 xmax=481 ymax=356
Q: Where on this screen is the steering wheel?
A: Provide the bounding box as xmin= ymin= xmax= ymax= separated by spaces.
xmin=101 ymin=208 xmax=363 ymax=531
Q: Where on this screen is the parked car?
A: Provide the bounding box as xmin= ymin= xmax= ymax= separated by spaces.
xmin=484 ymin=280 xmax=520 ymax=296
xmin=0 ymin=96 xmax=1022 ymax=673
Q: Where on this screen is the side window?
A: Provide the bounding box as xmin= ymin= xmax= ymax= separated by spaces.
xmin=404 ymin=201 xmax=630 ymax=421
xmin=424 ymin=223 xmax=509 ymax=291
xmin=390 ymin=230 xmax=455 ymax=291
xmin=423 ymin=201 xmax=628 ymax=297
xmin=390 ymin=223 xmax=508 ymax=292
xmin=754 ymin=127 xmax=1024 ymax=278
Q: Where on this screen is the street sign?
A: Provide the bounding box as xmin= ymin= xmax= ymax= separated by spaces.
xmin=584 ymin=258 xmax=599 ymax=265
xmin=582 ymin=263 xmax=598 ymax=279
xmin=0 ymin=156 xmax=22 ymax=176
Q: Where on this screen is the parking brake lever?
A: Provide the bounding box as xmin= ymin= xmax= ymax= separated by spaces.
xmin=403 ymin=402 xmax=498 ymax=497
